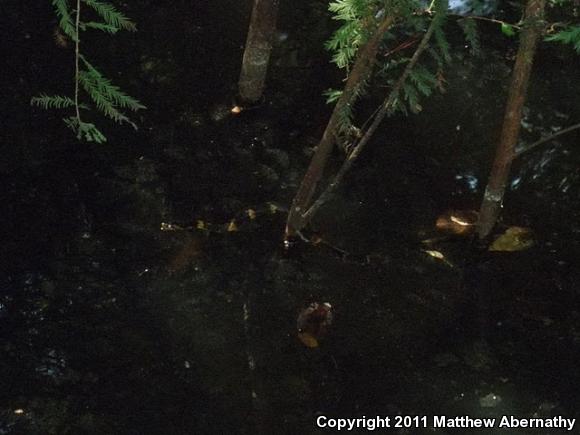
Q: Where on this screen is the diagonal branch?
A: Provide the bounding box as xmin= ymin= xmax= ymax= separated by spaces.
xmin=515 ymin=122 xmax=580 ymax=158
xmin=299 ymin=12 xmax=441 ymax=227
xmin=285 ymin=13 xmax=397 ymax=237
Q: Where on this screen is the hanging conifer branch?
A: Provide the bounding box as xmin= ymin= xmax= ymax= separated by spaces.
xmin=51 ymin=0 xmax=77 ymax=40
xmin=31 ymin=0 xmax=144 ymax=143
xmin=82 ymin=0 xmax=136 ymax=31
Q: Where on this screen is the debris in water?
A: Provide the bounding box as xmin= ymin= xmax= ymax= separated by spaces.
xmin=489 ymin=226 xmax=534 ymax=252
xmin=423 ymin=249 xmax=454 ymax=268
xmin=161 ymin=222 xmax=183 ymax=231
xmin=435 ymin=210 xmax=478 ymax=235
xmin=297 ymin=302 xmax=333 ymax=348
xmin=424 ymin=249 xmax=445 ymax=260
xmin=227 ymin=219 xmax=238 ymax=232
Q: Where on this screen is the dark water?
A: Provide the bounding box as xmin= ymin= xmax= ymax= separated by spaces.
xmin=1 ymin=1 xmax=580 ymax=434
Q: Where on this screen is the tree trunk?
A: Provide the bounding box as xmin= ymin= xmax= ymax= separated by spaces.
xmin=285 ymin=15 xmax=396 ymax=238
xmin=477 ymin=0 xmax=546 ymax=239
xmin=238 ymin=0 xmax=280 ymax=104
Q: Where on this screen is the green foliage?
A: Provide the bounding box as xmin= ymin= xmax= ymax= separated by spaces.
xmin=332 ymin=76 xmax=370 ymax=145
xmin=546 ymin=25 xmax=580 ymax=53
xmin=52 ymin=0 xmax=77 ymax=40
xmin=32 ymin=0 xmax=144 ymax=143
xmin=433 ymin=0 xmax=449 ymax=21
xmin=432 ymin=0 xmax=451 ymax=62
xmin=402 ymin=82 xmax=420 ymax=113
xmin=325 ymin=0 xmax=396 ymax=69
xmin=31 ymin=95 xmax=76 ymax=110
xmin=82 ymin=0 xmax=136 ymax=31
xmin=79 ymin=56 xmax=145 ymax=128
xmin=80 ymin=21 xmax=120 ymax=33
xmin=328 ymin=0 xmax=369 ymax=21
xmin=391 ymin=65 xmax=438 ymax=114
xmin=433 ymin=26 xmax=451 ymax=61
xmin=336 ymin=102 xmax=355 ymax=137
xmin=325 ymin=6 xmax=366 ymax=69
xmin=322 ymin=0 xmax=578 ymax=150
xmin=340 ymin=77 xmax=369 ymax=133
xmin=325 ymin=21 xmax=365 ymax=68
xmin=324 ymin=88 xmax=343 ymax=103
xmin=64 ymin=117 xmax=107 ymax=143
xmin=458 ymin=17 xmax=480 ymax=54
xmin=409 ymin=65 xmax=438 ymax=97
xmin=325 ymin=0 xmax=452 ymax=123
xmin=500 ymin=22 xmax=516 ymax=37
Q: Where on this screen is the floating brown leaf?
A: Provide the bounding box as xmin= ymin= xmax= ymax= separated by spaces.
xmin=297 ymin=302 xmax=333 ymax=348
xmin=297 ymin=332 xmax=319 ymax=348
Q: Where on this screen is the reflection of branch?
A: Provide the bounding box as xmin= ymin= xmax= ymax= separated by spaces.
xmin=515 ymin=122 xmax=580 ymax=158
xmin=450 ymin=14 xmax=522 ymax=30
xmin=242 ymin=299 xmax=262 ymax=431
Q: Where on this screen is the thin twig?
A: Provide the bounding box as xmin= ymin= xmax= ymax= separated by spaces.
xmin=383 ymin=37 xmax=419 ymax=58
xmin=300 ymin=11 xmax=441 ymax=225
xmin=450 ymin=13 xmax=522 ymax=30
xmin=515 ymin=122 xmax=580 ymax=158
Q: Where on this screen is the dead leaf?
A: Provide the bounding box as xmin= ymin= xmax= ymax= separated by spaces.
xmin=423 ymin=249 xmax=454 ymax=268
xmin=489 ymin=226 xmax=534 ymax=252
xmin=298 ymin=332 xmax=319 ymax=348
xmin=227 ymin=219 xmax=238 ymax=232
xmin=297 ymin=302 xmax=333 ymax=348
xmin=268 ymin=203 xmax=280 ymax=214
xmin=424 ymin=249 xmax=445 ymax=260
xmin=436 ymin=210 xmax=478 ymax=235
